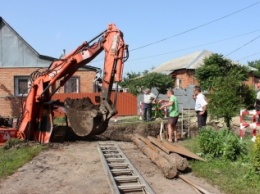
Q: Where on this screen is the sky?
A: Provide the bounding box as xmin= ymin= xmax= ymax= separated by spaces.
xmin=1 ymin=0 xmax=260 ymax=76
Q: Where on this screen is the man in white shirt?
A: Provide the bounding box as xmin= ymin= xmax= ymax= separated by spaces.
xmin=143 ymin=88 xmax=156 ymax=122
xmin=193 ymin=86 xmax=208 ymax=130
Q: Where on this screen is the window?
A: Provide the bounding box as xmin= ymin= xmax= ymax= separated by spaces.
xmin=14 ymin=76 xmax=31 ymax=96
xmin=65 ymin=77 xmax=79 ymax=93
xmin=176 ymin=78 xmax=182 ymax=88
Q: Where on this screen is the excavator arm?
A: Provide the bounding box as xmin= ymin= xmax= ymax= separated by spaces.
xmin=16 ymin=24 xmax=128 ymax=143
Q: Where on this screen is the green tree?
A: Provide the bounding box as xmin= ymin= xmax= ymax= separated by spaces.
xmin=120 ymin=72 xmax=173 ymax=96
xmin=119 ymin=71 xmax=142 ymax=96
xmin=248 ymin=60 xmax=260 ymax=77
xmin=195 ymin=53 xmax=254 ymax=128
xmin=195 ymin=53 xmax=248 ymax=90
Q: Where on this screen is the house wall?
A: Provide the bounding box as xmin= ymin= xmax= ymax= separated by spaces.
xmin=172 ymin=70 xmax=257 ymax=89
xmin=172 ymin=69 xmax=199 ymax=88
xmin=58 ymin=70 xmax=96 ymax=93
xmin=245 ymin=72 xmax=260 ymax=89
xmin=0 ymin=67 xmax=96 ymax=117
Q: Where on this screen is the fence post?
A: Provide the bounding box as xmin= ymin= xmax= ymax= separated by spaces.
xmin=139 ymin=102 xmax=143 ymax=120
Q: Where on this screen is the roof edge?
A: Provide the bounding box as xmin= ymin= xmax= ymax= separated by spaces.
xmin=0 ymin=16 xmax=55 ymax=61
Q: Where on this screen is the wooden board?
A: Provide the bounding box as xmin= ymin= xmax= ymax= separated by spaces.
xmin=162 ymin=140 xmax=205 ymax=161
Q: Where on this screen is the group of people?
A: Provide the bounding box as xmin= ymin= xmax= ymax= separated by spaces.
xmin=142 ymin=82 xmax=260 ymax=142
xmin=142 ymin=86 xmax=208 ymax=143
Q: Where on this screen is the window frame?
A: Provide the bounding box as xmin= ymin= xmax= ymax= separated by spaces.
xmin=176 ymin=78 xmax=182 ymax=88
xmin=64 ymin=76 xmax=80 ymax=93
xmin=14 ymin=76 xmax=31 ymax=96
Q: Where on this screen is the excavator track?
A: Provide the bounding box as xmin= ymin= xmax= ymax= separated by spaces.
xmin=64 ymin=97 xmax=108 ymax=137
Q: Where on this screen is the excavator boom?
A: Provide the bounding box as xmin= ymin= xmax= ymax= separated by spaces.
xmin=16 ymin=24 xmax=128 ymax=143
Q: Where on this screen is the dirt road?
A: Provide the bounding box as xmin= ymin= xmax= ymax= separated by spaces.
xmin=0 ymin=141 xmax=224 ymax=194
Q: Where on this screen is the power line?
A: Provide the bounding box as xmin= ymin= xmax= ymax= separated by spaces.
xmin=238 ymin=51 xmax=260 ymax=61
xmin=130 ymin=1 xmax=260 ymax=52
xmin=128 ymin=29 xmax=260 ymax=62
xmin=225 ymin=35 xmax=260 ymax=57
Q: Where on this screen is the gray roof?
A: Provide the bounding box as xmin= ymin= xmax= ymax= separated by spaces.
xmin=151 ymin=50 xmax=256 ymax=74
xmin=0 ymin=16 xmax=99 ymax=72
xmin=151 ymin=50 xmax=213 ymax=74
xmin=0 ymin=17 xmax=56 ymax=66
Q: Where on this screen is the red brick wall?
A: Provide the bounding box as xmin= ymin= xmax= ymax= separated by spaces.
xmin=57 ymin=70 xmax=96 ymax=93
xmin=244 ymin=72 xmax=257 ymax=88
xmin=74 ymin=70 xmax=96 ymax=93
xmin=172 ymin=70 xmax=256 ymax=89
xmin=0 ymin=67 xmax=96 ymax=117
xmin=171 ymin=69 xmax=199 ymax=88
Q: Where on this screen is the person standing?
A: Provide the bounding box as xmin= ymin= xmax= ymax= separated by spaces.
xmin=193 ymin=86 xmax=208 ymax=130
xmin=254 ymin=83 xmax=260 ymax=123
xmin=159 ymin=89 xmax=179 ymax=142
xmin=254 ymin=83 xmax=260 ymax=109
xmin=143 ymin=88 xmax=156 ymax=122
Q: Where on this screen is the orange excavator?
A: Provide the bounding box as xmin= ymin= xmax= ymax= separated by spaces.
xmin=15 ymin=23 xmax=128 ymax=143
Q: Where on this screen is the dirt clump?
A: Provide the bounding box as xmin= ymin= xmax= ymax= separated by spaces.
xmin=64 ymin=97 xmax=99 ymax=111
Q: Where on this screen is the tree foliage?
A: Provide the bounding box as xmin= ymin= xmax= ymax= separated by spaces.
xmin=195 ymin=53 xmax=248 ymax=90
xmin=120 ymin=72 xmax=173 ymax=96
xmin=195 ymin=53 xmax=255 ymax=128
xmin=248 ymin=60 xmax=260 ymax=77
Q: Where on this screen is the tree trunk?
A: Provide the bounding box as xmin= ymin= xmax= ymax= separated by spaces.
xmin=131 ymin=134 xmax=178 ymax=178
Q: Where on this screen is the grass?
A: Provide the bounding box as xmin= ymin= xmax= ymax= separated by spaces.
xmin=116 ymin=116 xmax=142 ymax=123
xmin=179 ymin=136 xmax=260 ymax=194
xmin=0 ymin=139 xmax=45 ymax=180
xmin=53 ymin=116 xmax=67 ymax=126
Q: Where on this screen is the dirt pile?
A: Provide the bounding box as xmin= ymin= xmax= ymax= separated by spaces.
xmin=64 ymin=97 xmax=99 ymax=111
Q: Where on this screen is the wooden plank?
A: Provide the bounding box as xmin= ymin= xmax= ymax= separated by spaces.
xmin=137 ymin=135 xmax=159 ymax=153
xmin=179 ymin=175 xmax=213 ymax=194
xmin=147 ymin=136 xmax=189 ymax=171
xmin=161 ymin=140 xmax=205 ymax=161
xmin=147 ymin=136 xmax=171 ymax=154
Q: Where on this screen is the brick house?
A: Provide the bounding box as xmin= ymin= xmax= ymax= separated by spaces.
xmin=0 ymin=17 xmax=99 ymax=117
xmin=151 ymin=50 xmax=259 ymax=89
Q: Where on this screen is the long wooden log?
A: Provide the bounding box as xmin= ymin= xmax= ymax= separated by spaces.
xmin=131 ymin=134 xmax=178 ymax=179
xmin=147 ymin=136 xmax=189 ymax=171
xmin=137 ymin=135 xmax=159 ymax=153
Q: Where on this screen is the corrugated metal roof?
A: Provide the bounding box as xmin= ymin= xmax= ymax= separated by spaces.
xmin=151 ymin=50 xmax=213 ymax=74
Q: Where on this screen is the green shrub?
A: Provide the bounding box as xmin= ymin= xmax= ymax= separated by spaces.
xmin=252 ymin=135 xmax=260 ymax=171
xmin=198 ymin=127 xmax=247 ymax=161
xmin=152 ymin=103 xmax=164 ymax=118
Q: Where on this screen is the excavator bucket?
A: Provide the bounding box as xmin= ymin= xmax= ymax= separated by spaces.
xmin=64 ymin=98 xmax=108 ymax=137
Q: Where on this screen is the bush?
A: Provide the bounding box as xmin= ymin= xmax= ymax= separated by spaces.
xmin=152 ymin=103 xmax=164 ymax=118
xmin=198 ymin=127 xmax=247 ymax=161
xmin=252 ymin=135 xmax=260 ymax=171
